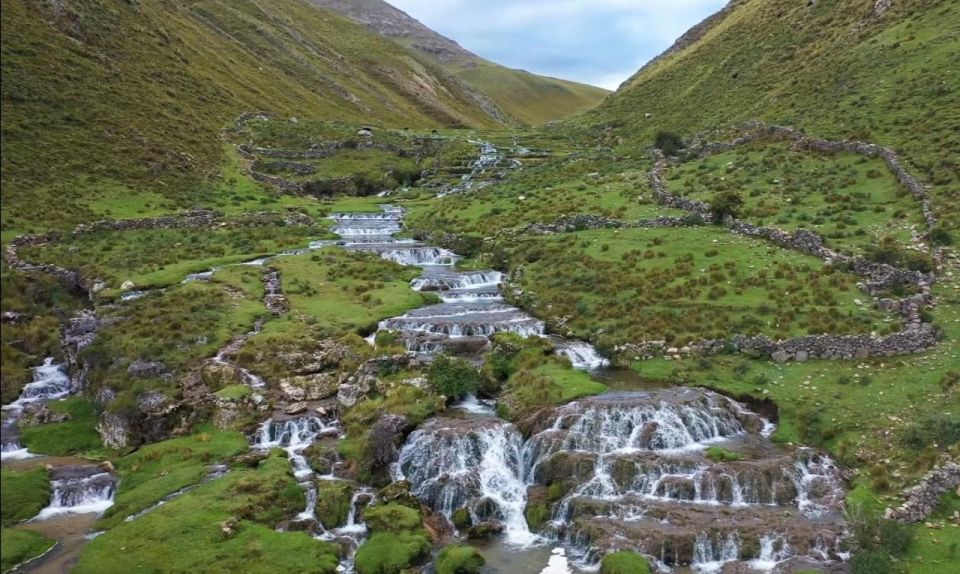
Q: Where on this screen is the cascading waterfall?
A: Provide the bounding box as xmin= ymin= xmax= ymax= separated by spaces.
xmin=553 ymin=340 xmax=610 ymax=370
xmin=378 ymin=247 xmax=457 ymax=266
xmin=748 ymin=534 xmax=793 ymax=571
xmin=35 ymin=469 xmax=117 ymax=520
xmin=691 ymin=532 xmax=741 ymax=573
xmin=2 ymin=358 xmax=74 ymax=460
xmin=395 ymin=419 xmax=537 ymax=545
xmin=329 ymin=205 xmax=608 ymax=369
xmin=393 ymin=389 xmax=847 ymax=571
xmin=254 ymin=417 xmax=340 ymax=480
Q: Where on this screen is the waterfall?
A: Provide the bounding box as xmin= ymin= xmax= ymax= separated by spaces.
xmin=395 ymin=419 xmax=536 ymax=545
xmin=524 ymin=392 xmax=747 ymax=471
xmin=2 ymin=358 xmax=74 ymax=461
xmin=378 ymin=247 xmax=457 ymax=266
xmin=253 ymin=417 xmax=341 ymax=479
xmin=332 ymin=226 xmax=402 ymax=237
xmin=3 ymin=358 xmax=73 ymax=410
xmin=792 ymin=452 xmax=844 ymax=518
xmin=330 ymin=213 xmax=401 ymax=220
xmin=691 ymin=532 xmax=741 ymax=573
xmin=748 ymin=534 xmax=792 ymax=571
xmin=553 ymin=340 xmax=610 ymax=370
xmin=411 ymin=270 xmax=504 ymax=291
xmin=35 ymin=470 xmax=117 ymax=520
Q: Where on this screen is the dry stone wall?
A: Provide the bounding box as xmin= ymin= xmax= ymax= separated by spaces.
xmin=628 ymin=123 xmax=942 ymax=363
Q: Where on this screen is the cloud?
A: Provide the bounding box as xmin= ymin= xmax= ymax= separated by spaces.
xmin=387 ymin=0 xmax=726 ymax=88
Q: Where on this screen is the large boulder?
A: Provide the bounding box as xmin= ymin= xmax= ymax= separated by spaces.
xmin=279 ymin=372 xmax=342 ymax=401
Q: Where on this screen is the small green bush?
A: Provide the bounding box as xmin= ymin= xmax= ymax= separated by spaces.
xmin=436 ymin=544 xmax=485 ymax=574
xmin=600 ymin=551 xmax=652 ymax=574
xmin=355 ymin=532 xmax=430 ymax=574
xmin=427 ymin=355 xmax=481 ymax=399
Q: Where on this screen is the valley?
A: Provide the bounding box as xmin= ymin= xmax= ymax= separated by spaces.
xmin=1 ymin=1 xmax=958 ymax=574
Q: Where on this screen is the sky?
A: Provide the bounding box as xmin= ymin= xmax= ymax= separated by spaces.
xmin=388 ymin=0 xmax=727 ymax=90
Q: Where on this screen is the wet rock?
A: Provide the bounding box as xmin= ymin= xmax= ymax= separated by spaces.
xmin=473 ymin=498 xmax=505 ymax=523
xmin=377 ymin=480 xmax=421 ymax=510
xmin=285 ymin=401 xmax=308 ymax=415
xmin=467 ymin=520 xmax=504 ymax=540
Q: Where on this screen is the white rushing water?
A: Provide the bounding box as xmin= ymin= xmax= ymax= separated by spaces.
xmin=396 ymin=420 xmax=537 ymax=546
xmin=2 ymin=358 xmax=74 ymax=461
xmin=691 ymin=532 xmax=741 ymax=573
xmin=34 ymin=471 xmax=117 ymax=520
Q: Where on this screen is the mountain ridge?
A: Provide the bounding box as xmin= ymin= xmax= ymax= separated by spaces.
xmin=309 ymin=0 xmax=611 ymax=125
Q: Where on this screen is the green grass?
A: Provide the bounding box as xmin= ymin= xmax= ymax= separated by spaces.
xmin=354 ymin=502 xmax=430 ymax=574
xmin=1 ymin=261 xmax=82 ymax=404
xmin=81 ymin=281 xmax=266 ymax=399
xmin=19 ymin=397 xmax=103 ymax=456
xmin=705 ymin=446 xmax=743 ymax=462
xmin=214 ymin=385 xmax=254 ymax=401
xmin=901 ymin=490 xmax=960 ymax=573
xmin=270 ymin=248 xmax=430 ymax=335
xmin=503 ymin=226 xmax=892 ymax=347
xmin=435 ymin=544 xmax=485 ymax=574
xmin=577 ymin=0 xmax=959 ymax=230
xmin=0 ymin=468 xmax=50 ymax=527
xmin=456 ymin=63 xmax=609 ymax=126
xmin=600 ymin=551 xmax=652 ymax=574
xmin=96 ymin=428 xmax=250 ymax=530
xmin=499 ymin=361 xmax=608 ymax=420
xmin=668 ymin=142 xmax=925 ymax=254
xmin=407 ymin=153 xmax=685 ymax=238
xmin=0 ymin=529 xmax=54 ymax=573
xmin=76 ymin=452 xmax=339 ymax=574
xmin=0 ymin=0 xmax=503 ymax=237
xmin=21 ymin=222 xmax=325 ymax=290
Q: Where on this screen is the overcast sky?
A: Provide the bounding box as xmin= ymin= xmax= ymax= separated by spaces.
xmin=388 ymin=0 xmax=727 ymax=90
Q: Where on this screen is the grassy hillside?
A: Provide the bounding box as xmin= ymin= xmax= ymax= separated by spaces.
xmin=576 ymin=0 xmax=959 ymax=227
xmin=456 ymin=64 xmax=609 ymax=126
xmin=0 ymin=0 xmax=503 ymax=236
xmin=309 ymin=0 xmax=610 ymax=125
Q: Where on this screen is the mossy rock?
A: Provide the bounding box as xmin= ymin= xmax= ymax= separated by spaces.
xmin=354 ymin=531 xmax=431 ymax=574
xmin=315 ymin=481 xmax=354 ymax=530
xmin=466 ymin=521 xmax=504 ymax=540
xmin=364 ymin=503 xmax=422 ymax=534
xmin=376 ymin=480 xmax=422 ymax=510
xmin=600 ymin=551 xmax=652 ymax=574
xmin=452 ymin=507 xmax=473 ymax=530
xmin=705 ymin=446 xmax=743 ymax=463
xmin=436 ymin=544 xmax=485 ymax=574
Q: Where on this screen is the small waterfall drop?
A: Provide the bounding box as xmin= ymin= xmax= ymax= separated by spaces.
xmin=395 ymin=419 xmax=536 ymax=545
xmin=2 ymin=358 xmax=74 ymax=461
xmin=35 ymin=469 xmax=117 ymax=520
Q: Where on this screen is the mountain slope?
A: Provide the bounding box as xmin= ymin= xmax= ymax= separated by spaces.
xmin=308 ymin=0 xmax=610 ymax=125
xmin=0 ymin=0 xmax=504 ymax=234
xmin=578 ymin=0 xmax=959 ymax=227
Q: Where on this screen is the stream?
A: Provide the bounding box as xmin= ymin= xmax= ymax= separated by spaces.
xmin=3 ymin=142 xmax=847 ymax=572
xmin=1 ymin=360 xmax=117 ymax=573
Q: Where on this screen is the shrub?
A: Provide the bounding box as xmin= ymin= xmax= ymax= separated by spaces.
xmin=427 ymin=355 xmax=481 ymax=399
xmin=436 ymin=544 xmax=485 ymax=574
xmin=653 ymin=131 xmax=685 ymax=156
xmin=355 ymin=532 xmax=430 ymax=574
xmin=850 ymin=549 xmax=898 ymax=574
xmin=600 ymin=551 xmax=652 ymax=574
xmin=709 ymin=190 xmax=744 ymax=222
